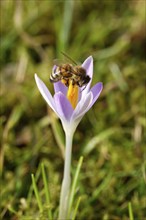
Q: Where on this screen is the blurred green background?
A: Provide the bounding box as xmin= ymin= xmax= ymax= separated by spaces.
xmin=0 ymin=0 xmax=145 ymax=219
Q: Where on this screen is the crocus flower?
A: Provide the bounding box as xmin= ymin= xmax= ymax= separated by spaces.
xmin=35 ymin=56 xmax=103 ymax=219
xmin=35 ymin=56 xmax=103 ymax=134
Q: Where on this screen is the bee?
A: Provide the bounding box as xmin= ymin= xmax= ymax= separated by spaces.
xmin=50 ymin=63 xmax=74 ymax=87
xmin=50 ymin=53 xmax=91 ymax=88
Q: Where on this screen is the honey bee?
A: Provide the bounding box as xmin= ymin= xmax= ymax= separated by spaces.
xmin=50 ymin=54 xmax=91 ymax=88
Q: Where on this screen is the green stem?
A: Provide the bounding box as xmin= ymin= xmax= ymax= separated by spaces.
xmin=58 ymin=131 xmax=74 ymax=219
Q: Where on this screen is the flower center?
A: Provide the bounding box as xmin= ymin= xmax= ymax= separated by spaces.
xmin=65 ymin=80 xmax=79 ymax=109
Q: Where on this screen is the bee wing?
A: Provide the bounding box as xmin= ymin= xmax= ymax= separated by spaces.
xmin=54 ymin=53 xmax=81 ymax=66
xmin=53 ymin=59 xmax=64 ymax=66
xmin=61 ymin=52 xmax=78 ymax=65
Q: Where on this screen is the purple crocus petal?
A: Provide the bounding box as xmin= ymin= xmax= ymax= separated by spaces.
xmin=90 ymin=82 xmax=103 ymax=107
xmin=80 ymin=82 xmax=103 ymax=120
xmin=81 ymin=56 xmax=93 ymax=96
xmin=72 ymin=92 xmax=93 ymax=121
xmin=54 ymin=81 xmax=68 ymax=95
xmin=82 ymin=56 xmax=93 ymax=79
xmin=54 ymin=92 xmax=73 ymax=122
xmin=35 ymin=74 xmax=57 ymax=113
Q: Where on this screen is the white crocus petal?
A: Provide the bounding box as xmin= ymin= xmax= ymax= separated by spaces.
xmin=72 ymin=92 xmax=93 ymax=121
xmin=35 ymin=74 xmax=57 ymax=114
xmin=69 ymin=93 xmax=93 ymax=134
xmin=61 ymin=93 xmax=93 ymax=134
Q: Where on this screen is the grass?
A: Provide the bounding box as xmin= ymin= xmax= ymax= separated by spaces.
xmin=0 ymin=0 xmax=145 ymax=219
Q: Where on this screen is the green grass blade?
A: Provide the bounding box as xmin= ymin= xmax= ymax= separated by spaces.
xmin=41 ymin=163 xmax=53 ymax=220
xmin=72 ymin=196 xmax=82 ymax=220
xmin=27 ymin=163 xmax=42 ymax=205
xmin=58 ymin=0 xmax=74 ymax=52
xmin=31 ymin=174 xmax=43 ymax=213
xmin=67 ymin=156 xmax=83 ymax=218
xmin=128 ymin=202 xmax=134 ymax=220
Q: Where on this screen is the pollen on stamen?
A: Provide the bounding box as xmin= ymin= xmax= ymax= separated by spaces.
xmin=66 ymin=81 xmax=79 ymax=109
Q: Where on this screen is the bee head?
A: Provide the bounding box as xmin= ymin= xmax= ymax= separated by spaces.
xmin=78 ymin=75 xmax=91 ymax=87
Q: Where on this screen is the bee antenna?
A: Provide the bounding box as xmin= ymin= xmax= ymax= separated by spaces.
xmin=61 ymin=51 xmax=77 ymax=65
